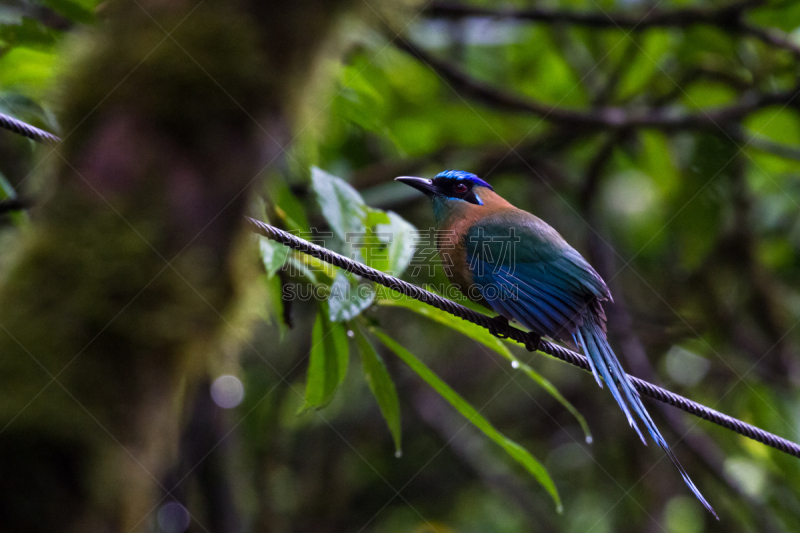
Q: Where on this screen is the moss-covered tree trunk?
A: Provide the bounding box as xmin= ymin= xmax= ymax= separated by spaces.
xmin=0 ymin=1 xmax=365 ymax=530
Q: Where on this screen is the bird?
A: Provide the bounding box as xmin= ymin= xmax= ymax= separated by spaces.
xmin=396 ymin=169 xmax=717 ymax=518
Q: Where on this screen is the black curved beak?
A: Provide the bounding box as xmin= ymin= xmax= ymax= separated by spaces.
xmin=395 ymin=176 xmax=436 ymax=196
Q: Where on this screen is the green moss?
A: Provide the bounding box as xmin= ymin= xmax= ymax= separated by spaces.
xmin=61 ymin=5 xmax=269 ymax=139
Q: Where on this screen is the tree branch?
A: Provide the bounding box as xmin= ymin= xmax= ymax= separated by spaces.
xmin=426 ymin=1 xmax=800 ymax=60
xmin=395 ymin=39 xmax=800 ymax=131
xmin=735 ymin=22 xmax=800 ymax=59
xmin=0 ymin=197 xmax=29 ymax=215
xmin=425 ymin=0 xmax=760 ymax=30
xmin=745 ymin=132 xmax=800 ymax=161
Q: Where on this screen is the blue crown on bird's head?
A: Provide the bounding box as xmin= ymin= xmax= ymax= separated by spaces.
xmin=434 ymin=170 xmax=494 ymax=190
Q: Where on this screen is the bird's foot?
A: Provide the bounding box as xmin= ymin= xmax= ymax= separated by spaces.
xmin=489 ymin=315 xmax=510 ymax=339
xmin=524 ymin=333 xmax=541 ymax=352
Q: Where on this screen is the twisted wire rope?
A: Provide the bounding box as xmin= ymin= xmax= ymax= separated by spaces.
xmin=248 ymin=217 xmax=800 ymax=458
xmin=0 ymin=112 xmax=60 ymax=145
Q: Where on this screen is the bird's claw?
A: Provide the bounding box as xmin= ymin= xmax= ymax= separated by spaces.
xmin=524 ymin=333 xmax=541 ymax=352
xmin=489 ymin=315 xmax=510 ymax=339
xmin=488 ymin=316 xmax=540 ymax=351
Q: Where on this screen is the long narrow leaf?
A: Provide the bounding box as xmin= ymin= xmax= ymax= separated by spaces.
xmin=379 ymin=296 xmax=512 ymax=355
xmin=37 ymin=0 xmax=97 ymax=24
xmin=378 ymin=296 xmax=591 ymax=441
xmin=303 ymin=304 xmax=349 ymax=410
xmin=372 ymin=330 xmax=562 ymax=511
xmin=354 ymin=324 xmax=402 ymax=454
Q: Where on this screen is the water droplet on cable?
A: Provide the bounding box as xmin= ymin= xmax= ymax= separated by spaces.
xmin=210 ymin=375 xmax=244 ymax=409
xmin=157 ymin=502 xmax=190 ymax=533
xmin=511 ymin=360 xmax=520 ymax=369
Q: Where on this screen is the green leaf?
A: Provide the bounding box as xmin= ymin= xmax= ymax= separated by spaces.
xmin=376 ymin=211 xmax=416 ymax=277
xmin=379 ymin=296 xmax=511 ymax=355
xmin=363 ymin=208 xmax=391 ymax=228
xmin=311 ymin=166 xmax=366 ymax=241
xmin=329 ymin=272 xmax=375 ymax=322
xmin=285 ymin=256 xmax=317 ymax=283
xmin=303 ymin=305 xmax=350 ymax=410
xmin=749 ymin=2 xmax=800 ymax=33
xmin=354 ymin=324 xmax=402 ymax=454
xmin=340 ymin=64 xmax=384 ymax=106
xmin=0 ymin=172 xmax=27 ymax=227
xmin=0 ymin=173 xmax=15 ymax=200
xmin=331 ymin=64 xmax=401 ymax=143
xmin=745 ymin=107 xmax=800 ymax=147
xmin=36 ymin=0 xmax=97 ymax=25
xmin=639 ymin=131 xmax=679 ymax=198
xmin=616 ymin=30 xmax=674 ymax=100
xmin=372 ymin=330 xmax=562 ymax=511
xmin=259 ymin=237 xmax=290 ymax=279
xmin=682 ymin=81 xmax=737 ymax=109
xmin=332 ymin=90 xmax=387 ymax=136
xmin=378 ymin=296 xmax=590 ymax=441
xmin=357 ymin=227 xmax=390 ymax=273
xmin=0 ymin=47 xmax=57 ymax=100
xmin=268 ymin=179 xmax=310 ymax=232
xmin=257 ymin=273 xmax=287 ymax=337
xmin=0 ymin=18 xmax=59 ymax=50
xmin=309 ymin=168 xmax=413 ymax=276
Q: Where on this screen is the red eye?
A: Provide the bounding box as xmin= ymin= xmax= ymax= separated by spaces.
xmin=454 ymin=183 xmax=468 ymax=194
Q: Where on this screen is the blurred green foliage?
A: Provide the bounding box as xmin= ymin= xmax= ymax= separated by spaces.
xmin=3 ymin=0 xmax=800 ymax=531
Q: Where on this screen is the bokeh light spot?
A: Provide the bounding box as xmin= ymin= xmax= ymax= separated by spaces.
xmin=211 ymin=375 xmax=244 ymax=409
xmin=157 ymin=501 xmax=190 ymax=533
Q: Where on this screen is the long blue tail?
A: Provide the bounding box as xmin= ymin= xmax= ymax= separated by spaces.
xmin=575 ymin=319 xmax=718 ymax=519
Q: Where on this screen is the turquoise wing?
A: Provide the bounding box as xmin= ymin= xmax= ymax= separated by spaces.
xmin=464 ymin=214 xmax=610 ymax=341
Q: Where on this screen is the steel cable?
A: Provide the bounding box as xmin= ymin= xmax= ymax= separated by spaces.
xmin=0 ymin=111 xmax=60 ymax=145
xmin=248 ymin=216 xmax=800 ymax=459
